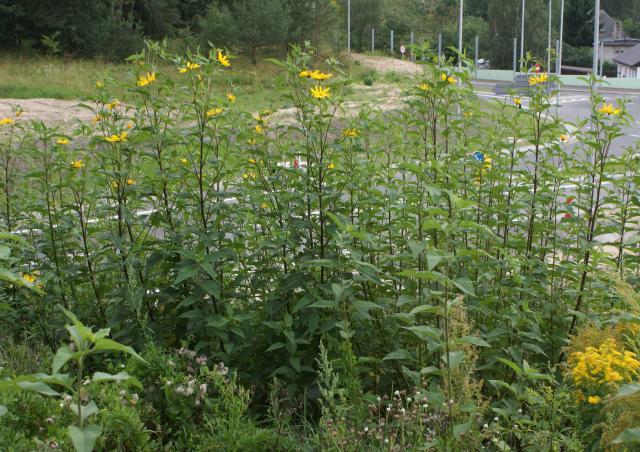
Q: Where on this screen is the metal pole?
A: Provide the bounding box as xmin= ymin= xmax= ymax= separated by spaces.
xmin=458 ymin=0 xmax=464 ymax=71
xmin=438 ymin=33 xmax=442 ymax=61
xmin=599 ymin=41 xmax=604 ymax=76
xmin=410 ymin=31 xmax=414 ymax=61
xmin=593 ymin=0 xmax=600 ymax=75
xmin=513 ymin=37 xmax=517 ymax=80
xmin=556 ymin=39 xmax=560 ymax=115
xmin=474 ymin=35 xmax=479 ymax=76
xmin=558 ymin=0 xmax=564 ymax=76
xmin=347 ymin=0 xmax=351 ymax=53
xmin=372 ymin=28 xmax=375 ymax=53
xmin=520 ymin=0 xmax=526 ymax=72
xmin=390 ymin=30 xmax=394 ymax=54
xmin=547 ymin=0 xmax=552 ymax=71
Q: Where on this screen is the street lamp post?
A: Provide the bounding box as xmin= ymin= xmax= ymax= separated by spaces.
xmin=558 ymin=0 xmax=564 ymax=76
xmin=520 ymin=0 xmax=526 ymax=71
xmin=347 ymin=0 xmax=351 ymax=53
xmin=458 ymin=0 xmax=464 ymax=71
xmin=593 ymin=0 xmax=600 ymax=75
xmin=547 ymin=0 xmax=552 ymax=71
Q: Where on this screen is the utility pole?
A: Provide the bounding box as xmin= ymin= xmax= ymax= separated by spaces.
xmin=410 ymin=31 xmax=414 ymax=61
xmin=547 ymin=0 xmax=552 ymax=71
xmin=474 ymin=35 xmax=479 ymax=76
xmin=438 ymin=33 xmax=442 ymax=61
xmin=520 ymin=0 xmax=526 ymax=71
xmin=599 ymin=41 xmax=604 ymax=76
xmin=390 ymin=29 xmax=394 ymax=54
xmin=347 ymin=0 xmax=351 ymax=53
xmin=513 ymin=37 xmax=518 ymax=79
xmin=458 ymin=0 xmax=464 ymax=71
xmin=593 ymin=0 xmax=600 ymax=75
xmin=558 ymin=0 xmax=564 ymax=76
xmin=372 ymin=28 xmax=375 ymax=53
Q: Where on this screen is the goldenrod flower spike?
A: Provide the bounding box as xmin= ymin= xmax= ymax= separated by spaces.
xmin=310 ymin=85 xmax=330 ymax=99
xmin=217 ymin=51 xmax=231 ymax=67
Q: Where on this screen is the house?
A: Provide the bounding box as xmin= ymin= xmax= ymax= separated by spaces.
xmin=613 ymin=43 xmax=640 ymax=78
xmin=599 ymin=10 xmax=640 ymax=63
xmin=599 ymin=10 xmax=625 ymax=40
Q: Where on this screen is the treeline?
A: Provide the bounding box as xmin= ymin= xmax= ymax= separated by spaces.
xmin=1 ymin=0 xmax=640 ymax=68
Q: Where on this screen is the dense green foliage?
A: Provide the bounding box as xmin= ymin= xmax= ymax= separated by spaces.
xmin=3 ymin=0 xmax=640 ymax=68
xmin=1 ymin=42 xmax=640 ymax=449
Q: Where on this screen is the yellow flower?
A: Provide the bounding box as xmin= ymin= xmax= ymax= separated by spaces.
xmin=311 ymin=85 xmax=330 ymax=99
xmin=441 ymin=73 xmax=457 ymax=84
xmin=206 ymin=107 xmax=223 ymax=118
xmin=96 ymin=80 xmax=104 ymax=89
xmin=247 ymin=138 xmax=257 ymax=145
xmin=227 ymin=92 xmax=236 ymax=103
xmin=105 ymin=131 xmax=128 ymax=143
xmin=483 ymin=156 xmax=492 ymax=170
xmin=126 ymin=178 xmax=136 ymax=186
xmin=587 ymin=395 xmax=601 ymax=405
xmin=56 ymin=137 xmax=70 ymax=145
xmin=342 ymin=128 xmax=358 ymax=138
xmin=137 ymin=72 xmax=157 ymax=87
xmin=255 ymin=124 xmax=264 ymax=134
xmin=513 ymin=97 xmax=522 ymax=107
xmin=14 ymin=109 xmax=23 ymax=117
xmin=599 ymin=103 xmax=621 ymax=116
xmin=309 ymin=70 xmax=333 ymax=81
xmin=249 ymin=158 xmax=256 ymax=164
xmin=299 ymin=70 xmax=311 ymax=78
xmin=217 ymin=51 xmax=231 ymax=67
xmin=126 ymin=122 xmax=135 ymax=129
xmin=559 ymin=134 xmax=570 ymax=142
xmin=418 ymin=83 xmax=431 ymax=91
xmin=106 ymin=99 xmax=120 ymax=110
xmin=180 ymin=158 xmax=188 ymax=165
xmin=92 ymin=115 xmax=101 ymax=124
xmin=71 ymin=160 xmax=85 ymax=169
xmin=260 ymin=202 xmax=269 ymax=209
xmin=179 ymin=61 xmax=201 ymax=73
xmin=242 ymin=171 xmax=257 ymax=180
xmin=528 ymin=73 xmax=548 ymax=86
xmin=0 ymin=117 xmax=15 ymax=126
xmin=327 ymin=162 xmax=335 ymax=170
xmin=22 ymin=274 xmax=37 ymax=284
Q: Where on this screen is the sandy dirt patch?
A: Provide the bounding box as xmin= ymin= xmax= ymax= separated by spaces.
xmin=0 ymin=98 xmax=93 ymax=125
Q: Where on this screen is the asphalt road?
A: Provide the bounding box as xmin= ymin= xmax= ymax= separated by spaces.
xmin=474 ymin=82 xmax=640 ymax=156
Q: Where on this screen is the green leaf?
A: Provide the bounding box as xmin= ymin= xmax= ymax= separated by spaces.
xmin=612 ymin=428 xmax=640 ymax=444
xmin=69 ymin=400 xmax=100 ymax=423
xmin=52 ymin=345 xmax=77 ymax=374
xmin=453 ymin=421 xmax=472 ymax=437
xmin=451 ymin=277 xmax=475 ymax=296
xmin=426 ymin=253 xmax=444 ymax=271
xmin=497 ymin=358 xmax=523 ymax=376
xmin=68 ymin=425 xmax=101 ymax=452
xmin=457 ymin=335 xmax=490 ymax=347
xmin=441 ymin=351 xmax=465 ymax=369
xmin=92 ymin=371 xmax=142 ymax=389
xmin=16 ymin=380 xmax=60 ymax=396
xmin=404 ymin=325 xmax=442 ymax=341
xmin=308 ymin=299 xmax=338 ymax=308
xmin=615 ymin=383 xmax=640 ymax=398
xmin=383 ymin=349 xmax=412 ymax=361
xmin=0 ymin=405 xmax=6 ymax=416
xmin=92 ymin=339 xmax=147 ymax=363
